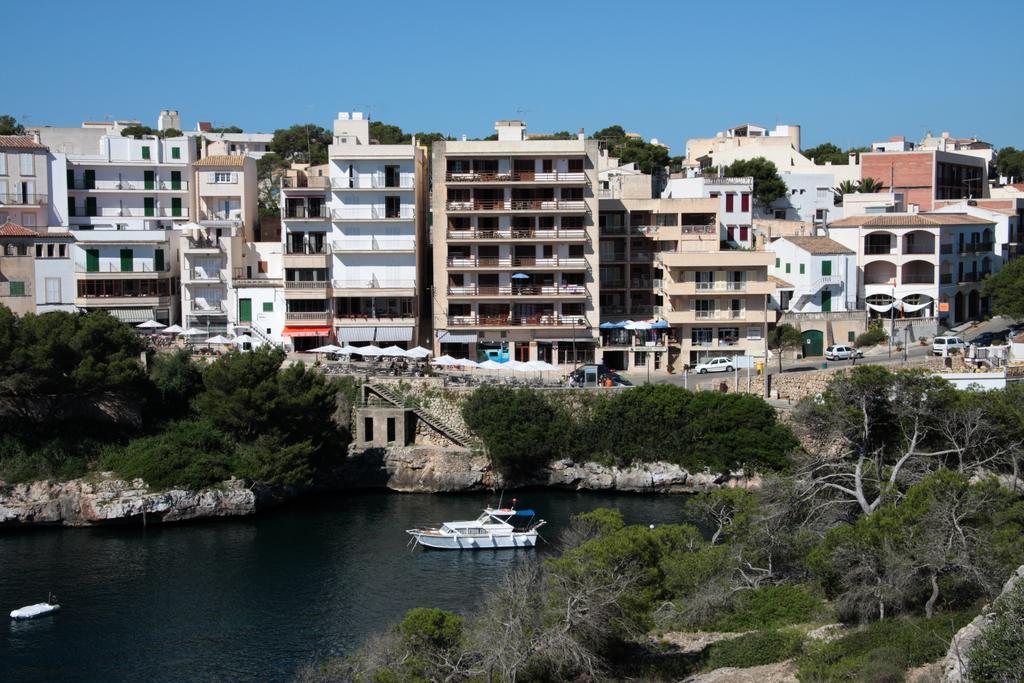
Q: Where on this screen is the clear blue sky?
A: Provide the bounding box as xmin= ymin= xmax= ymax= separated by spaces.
xmin=9 ymin=0 xmax=1023 ymax=151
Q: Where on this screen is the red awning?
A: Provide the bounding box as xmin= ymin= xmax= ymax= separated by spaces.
xmin=282 ymin=326 xmax=331 ymax=338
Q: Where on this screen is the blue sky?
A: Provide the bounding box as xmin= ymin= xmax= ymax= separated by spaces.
xmin=9 ymin=0 xmax=1023 ymax=151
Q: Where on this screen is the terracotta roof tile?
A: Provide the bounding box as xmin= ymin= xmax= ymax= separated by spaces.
xmin=0 ymin=221 xmax=39 ymax=237
xmin=782 ymin=236 xmax=855 ymax=255
xmin=0 ymin=135 xmax=48 ymax=151
xmin=193 ymin=155 xmax=247 ymax=168
xmin=769 ymin=275 xmax=793 ymax=288
xmin=828 ymin=213 xmax=995 ymax=228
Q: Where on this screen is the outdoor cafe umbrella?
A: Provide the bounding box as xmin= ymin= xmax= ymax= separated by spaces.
xmin=308 ymin=344 xmax=344 ymax=354
xmin=136 ymin=320 xmax=166 ymax=331
xmin=353 ymin=345 xmax=383 ymax=357
xmin=477 ymin=359 xmax=504 ymax=370
xmin=431 ymin=355 xmax=458 ymax=366
xmin=511 ymin=273 xmax=530 ymax=280
xmin=379 ymin=345 xmax=409 ymax=357
xmin=337 ymin=345 xmax=362 ymax=356
xmin=180 ymin=328 xmax=205 ymax=337
xmin=452 ymin=357 xmax=479 ymax=368
xmin=406 ymin=346 xmax=431 ymax=359
xmin=205 ymin=335 xmax=233 ymax=345
xmin=162 ymin=324 xmax=184 ymax=335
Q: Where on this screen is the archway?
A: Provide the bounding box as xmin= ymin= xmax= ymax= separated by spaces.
xmin=801 ymin=329 xmax=824 ymax=357
xmin=968 ymin=290 xmax=981 ymax=320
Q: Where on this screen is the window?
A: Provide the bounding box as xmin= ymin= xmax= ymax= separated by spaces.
xmin=385 ymin=196 xmax=401 ymax=218
xmin=815 ymin=209 xmax=826 ymax=221
xmin=171 ymin=147 xmax=181 ymax=160
xmin=691 ymin=327 xmax=713 ymax=344
xmin=8 ymin=281 xmax=25 ymax=296
xmin=262 ymin=301 xmax=273 ymax=312
xmin=59 ymin=244 xmax=66 ymax=258
xmin=773 ymin=209 xmax=787 ymax=219
xmin=258 ymin=260 xmax=268 ymax=274
xmin=21 ymin=213 xmax=35 ymax=227
xmin=747 ymin=326 xmax=763 ymax=340
xmin=775 ymin=257 xmax=780 ymax=268
xmin=0 ymin=152 xmax=6 ymax=175
xmin=20 ymin=154 xmax=34 ymax=176
xmin=45 ymin=278 xmax=60 ymax=304
xmin=741 ymin=194 xmax=750 ymax=212
xmin=141 ymin=146 xmax=151 ymax=160
xmin=213 ymin=172 xmax=232 ymax=183
xmin=848 ymin=331 xmax=856 ymax=342
xmin=821 ymin=260 xmax=832 ymax=276
xmin=799 ymin=263 xmax=805 ymax=275
xmin=35 ymin=244 xmax=42 ymax=257
xmin=785 ymin=262 xmax=791 ymax=274
xmin=725 ymin=194 xmax=734 ymax=212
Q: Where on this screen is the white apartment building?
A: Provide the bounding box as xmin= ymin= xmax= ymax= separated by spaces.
xmin=278 ymin=112 xmax=427 ymax=351
xmin=829 ymin=213 xmax=1000 ymax=326
xmin=432 ymin=120 xmax=599 ymax=364
xmin=767 ymin=236 xmax=857 ymax=313
xmin=932 ymin=199 xmax=1023 ymax=262
xmin=65 ymin=134 xmax=195 ymax=323
xmin=662 ymin=176 xmax=757 ymax=248
xmin=766 ymin=173 xmax=841 ymax=225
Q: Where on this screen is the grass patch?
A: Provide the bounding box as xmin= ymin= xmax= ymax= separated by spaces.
xmin=704 ymin=629 xmax=803 ymax=670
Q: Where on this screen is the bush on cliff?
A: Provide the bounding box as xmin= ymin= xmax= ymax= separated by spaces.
xmin=461 ymin=385 xmax=561 ymax=477
xmin=703 ymin=629 xmax=803 ymax=670
xmin=100 ymin=419 xmax=235 ymax=490
xmin=968 ymin=575 xmax=1024 ymax=681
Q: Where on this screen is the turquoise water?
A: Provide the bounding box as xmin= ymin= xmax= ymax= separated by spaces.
xmin=1 ymin=490 xmax=690 ymax=682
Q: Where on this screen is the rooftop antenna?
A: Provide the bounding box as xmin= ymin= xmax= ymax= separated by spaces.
xmin=515 ymin=108 xmax=533 ymax=118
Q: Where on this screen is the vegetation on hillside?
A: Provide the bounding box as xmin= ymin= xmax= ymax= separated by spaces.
xmin=0 ymin=114 xmax=26 ymax=135
xmin=983 ymin=254 xmax=1024 ymax=319
xmin=722 ymin=156 xmax=787 ymax=206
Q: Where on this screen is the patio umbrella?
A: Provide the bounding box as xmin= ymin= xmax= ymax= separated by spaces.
xmin=354 ymin=345 xmax=383 ymax=357
xmin=431 ymin=355 xmax=458 ymax=366
xmin=308 ymin=344 xmax=344 ymax=353
xmin=180 ymin=328 xmax=205 ymax=337
xmin=233 ymin=335 xmax=255 ymax=346
xmin=136 ymin=320 xmax=166 ymax=330
xmin=511 ymin=273 xmax=530 ymax=280
xmin=452 ymin=357 xmax=479 ymax=368
xmin=337 ymin=345 xmax=362 ymax=356
xmin=380 ymin=345 xmax=408 ymax=357
xmin=162 ymin=324 xmax=184 ymax=335
xmin=406 ymin=346 xmax=431 ymax=359
xmin=205 ymin=334 xmax=233 ymax=345
xmin=477 ymin=359 xmax=504 ymax=370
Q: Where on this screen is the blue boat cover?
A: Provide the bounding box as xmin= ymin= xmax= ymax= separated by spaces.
xmin=513 ymin=509 xmax=535 ymax=516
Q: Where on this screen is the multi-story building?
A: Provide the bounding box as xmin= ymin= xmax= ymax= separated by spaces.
xmin=431 ymin=120 xmax=599 ymax=364
xmin=767 ymin=236 xmax=857 ymax=314
xmin=860 ymin=146 xmax=988 ymax=211
xmin=33 ymin=228 xmax=76 ymax=313
xmin=932 ymin=199 xmax=1023 ymax=262
xmin=828 ymin=213 xmax=1000 ymax=326
xmin=0 ymin=221 xmax=39 ymax=314
xmin=326 ymin=112 xmax=426 ymax=350
xmin=0 ymin=136 xmax=51 ymax=230
xmin=66 ymin=134 xmax=195 ymax=323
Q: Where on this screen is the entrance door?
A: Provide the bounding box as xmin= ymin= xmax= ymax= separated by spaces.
xmin=144 ymin=170 xmax=155 ymax=190
xmin=144 ymin=197 xmax=155 ymax=217
xmin=821 ymin=288 xmax=832 ymax=313
xmin=86 ymin=248 xmax=99 ymax=272
xmin=170 ymin=170 xmax=181 ymax=191
xmin=239 ymin=298 xmax=252 ymax=323
xmin=801 ymin=329 xmax=824 ymax=357
xmin=171 ymin=197 xmax=182 ymax=218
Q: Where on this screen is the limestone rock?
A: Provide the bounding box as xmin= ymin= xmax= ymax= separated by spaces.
xmin=684 ymin=660 xmax=798 ymax=683
xmin=943 ymin=563 xmax=1024 ymax=682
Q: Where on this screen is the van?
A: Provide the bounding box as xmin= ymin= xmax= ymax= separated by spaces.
xmin=932 ymin=336 xmax=966 ymax=355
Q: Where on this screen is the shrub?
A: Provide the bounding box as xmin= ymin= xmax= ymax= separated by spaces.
xmin=462 ymin=385 xmax=560 ymax=478
xmin=703 ymin=629 xmax=803 ymax=670
xmin=854 ymin=327 xmax=887 ymax=348
xmin=711 ymin=584 xmax=825 ymax=632
xmin=797 ymin=614 xmax=972 ymax=682
xmin=101 ymin=419 xmax=235 ymax=490
xmin=968 ymin=578 xmax=1024 ymax=682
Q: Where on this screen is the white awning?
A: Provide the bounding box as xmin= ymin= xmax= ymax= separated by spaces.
xmin=336 ymin=327 xmax=376 ymax=342
xmin=437 ymin=331 xmax=477 ymax=343
xmin=104 ymin=307 xmax=155 ymax=323
xmin=375 ymin=326 xmax=413 ymax=342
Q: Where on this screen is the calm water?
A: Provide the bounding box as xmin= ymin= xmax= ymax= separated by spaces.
xmin=0 ymin=490 xmax=690 ymax=682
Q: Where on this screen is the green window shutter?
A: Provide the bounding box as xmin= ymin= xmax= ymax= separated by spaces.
xmin=799 ymin=263 xmax=805 ymax=275
xmin=86 ymin=249 xmax=99 ymax=272
xmin=848 ymin=331 xmax=856 ymax=342
xmin=171 ymin=197 xmax=182 ymax=217
xmin=9 ymin=281 xmax=25 ymax=297
xmin=144 ymin=197 xmax=155 ymax=217
xmin=239 ymin=298 xmax=252 ymax=323
xmin=171 ymin=170 xmax=181 ymax=190
xmin=144 ymin=170 xmax=155 ymax=190
xmin=775 ymin=257 xmax=780 ymax=268
xmin=154 ymin=248 xmax=164 ymax=271
xmin=821 ymin=289 xmax=832 ymax=313
xmin=120 ymin=249 xmax=133 ymax=273
xmin=171 ymin=147 xmax=181 ymax=160
xmin=85 ymin=197 xmax=97 ymax=216
xmin=822 ymin=260 xmax=832 ymax=276
xmin=785 ymin=263 xmax=791 ymax=274
xmin=67 ymin=197 xmax=76 ymax=217
xmin=262 ymin=302 xmax=273 ymax=312
xmin=141 ymin=146 xmax=151 ymax=160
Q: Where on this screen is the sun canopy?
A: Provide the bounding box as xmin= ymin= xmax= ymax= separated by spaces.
xmin=205 ymin=335 xmax=233 ymax=344
xmin=136 ymin=320 xmax=166 ymax=329
xmin=406 ymin=346 xmax=432 ymax=358
xmin=162 ymin=324 xmax=184 ymax=334
xmin=180 ymin=327 xmax=205 ymax=336
xmin=379 ymin=345 xmax=408 ymax=357
xmin=308 ymin=344 xmax=344 ymax=353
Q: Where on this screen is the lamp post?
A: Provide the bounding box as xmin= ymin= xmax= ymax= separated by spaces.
xmin=572 ymin=317 xmax=579 ymax=371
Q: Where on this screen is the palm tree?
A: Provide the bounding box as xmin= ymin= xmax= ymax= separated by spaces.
xmin=833 ymin=180 xmax=859 ymax=205
xmin=858 ymin=177 xmax=885 ymax=193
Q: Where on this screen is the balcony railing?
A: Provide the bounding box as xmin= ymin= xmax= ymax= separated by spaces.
xmin=901 ymin=274 xmax=935 ymax=284
xmin=694 ymin=281 xmax=747 ymax=291
xmin=600 ymin=252 xmax=627 ymax=262
xmin=189 ymin=303 xmax=227 ymax=314
xmin=447 ymin=284 xmax=586 ymax=297
xmin=331 ymin=278 xmax=415 ymax=290
xmin=445 ymin=171 xmax=586 ymax=184
xmin=285 ymin=310 xmax=332 ymax=321
xmin=960 ymin=242 xmax=995 ymax=254
xmin=332 ymin=174 xmax=415 ymax=190
xmin=69 ymin=207 xmax=188 ymax=218
xmin=864 ymin=244 xmax=893 ymax=255
xmin=0 ymin=193 xmax=48 ymax=205
xmin=285 ymin=244 xmax=329 ymax=255
xmin=447 ymin=314 xmax=586 ymax=327
xmin=75 ymin=264 xmax=170 ymax=273
xmin=281 ymin=176 xmax=331 ymax=189
xmin=629 ymin=251 xmax=654 ymax=262
xmin=904 ymin=245 xmax=936 ymax=255
xmin=284 ymin=280 xmax=330 ymax=289
xmin=446 ymin=256 xmax=586 ymax=269
xmin=332 ymin=206 xmax=415 ymax=220
xmin=958 ymin=271 xmax=991 ymax=283
xmin=446 ymin=200 xmax=586 ymax=212
xmin=332 ymin=237 xmax=416 ymax=252
xmin=447 ymin=228 xmax=585 ymax=240
xmin=232 ymin=271 xmax=282 ymax=287
xmin=283 ymin=205 xmax=330 ymax=220
xmin=188 ymin=269 xmax=225 ymax=281
xmin=600 ymin=279 xmax=627 ymax=288
xmin=693 ymin=309 xmax=751 ymax=320
xmin=68 ymin=179 xmax=188 ymax=191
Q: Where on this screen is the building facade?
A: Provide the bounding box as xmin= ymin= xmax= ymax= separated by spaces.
xmin=767 ymin=236 xmax=857 ymax=314
xmin=860 ymin=149 xmax=988 ymax=212
xmin=431 ymin=120 xmax=599 ymax=364
xmin=0 ymin=136 xmax=51 ymax=231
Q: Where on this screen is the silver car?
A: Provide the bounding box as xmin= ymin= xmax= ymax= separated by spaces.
xmin=825 ymin=345 xmax=863 ymax=360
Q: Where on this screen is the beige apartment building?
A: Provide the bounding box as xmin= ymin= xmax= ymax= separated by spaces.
xmin=431 ymin=121 xmax=599 ymax=364
xmin=0 ymin=136 xmax=51 ymax=230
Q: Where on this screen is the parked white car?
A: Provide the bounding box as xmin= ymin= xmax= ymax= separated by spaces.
xmin=932 ymin=336 xmax=967 ymax=355
xmin=693 ymin=357 xmax=735 ymax=374
xmin=825 ymin=345 xmax=863 ymax=361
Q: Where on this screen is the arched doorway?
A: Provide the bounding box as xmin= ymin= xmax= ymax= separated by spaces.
xmin=801 ymin=329 xmax=824 ymax=357
xmin=968 ymin=290 xmax=981 ymax=320
xmin=954 ymin=291 xmax=965 ymax=324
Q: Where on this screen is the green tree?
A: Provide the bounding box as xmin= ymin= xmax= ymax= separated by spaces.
xmin=723 ymin=157 xmax=787 ymax=207
xmin=161 ymin=127 xmax=182 ymax=138
xmin=769 ymin=323 xmax=803 ymax=374
xmin=462 ymin=385 xmax=558 ymax=478
xmin=0 ymin=114 xmax=26 ymax=135
xmin=592 ymin=125 xmax=671 ymax=175
xmin=208 ymin=125 xmax=243 ymax=133
xmin=369 ymin=121 xmax=408 ymax=144
xmin=269 ymin=124 xmax=332 ymax=164
xmin=120 ymin=125 xmax=161 ymax=139
xmin=995 ymin=146 xmax=1024 ymax=182
xmin=149 ymin=348 xmax=203 ymax=417
xmin=803 ymin=142 xmax=847 ymax=165
xmin=833 ymin=179 xmax=859 ymax=205
xmin=983 ymin=253 xmax=1024 ymax=319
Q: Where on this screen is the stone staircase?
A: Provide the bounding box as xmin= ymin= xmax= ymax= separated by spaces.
xmin=363 ymin=383 xmax=478 ymax=449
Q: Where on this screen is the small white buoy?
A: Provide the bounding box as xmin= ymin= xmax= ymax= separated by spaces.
xmin=649 ymin=524 xmax=655 ymax=530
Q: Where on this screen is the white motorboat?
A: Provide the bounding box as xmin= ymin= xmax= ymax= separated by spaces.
xmin=407 ymin=506 xmax=545 ymax=550
xmin=10 ymin=602 xmax=60 ymax=620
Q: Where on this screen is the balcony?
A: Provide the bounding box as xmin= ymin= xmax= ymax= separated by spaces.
xmin=68 ymin=179 xmax=188 ymax=191
xmin=447 ymin=284 xmax=587 ymax=298
xmin=0 ymin=193 xmax=48 ymax=206
xmin=960 ymin=242 xmax=995 ymax=254
xmin=332 ymin=206 xmax=415 ymax=221
xmin=657 ymin=250 xmax=772 ymax=268
xmin=864 ymin=244 xmax=894 ymax=255
xmin=446 ymin=256 xmax=586 ymax=270
xmin=629 ymin=251 xmax=654 ymax=262
xmin=331 ymin=237 xmax=415 ymax=253
xmin=447 ymin=314 xmax=587 ymax=328
xmin=283 ymin=205 xmax=331 ymax=220
xmin=332 ymin=174 xmax=415 ymax=190
xmin=446 ymin=228 xmax=586 ymax=242
xmin=445 ymin=171 xmax=586 ymax=184
xmin=284 ymin=280 xmax=330 ymax=290
xmin=189 ymin=302 xmax=228 ymax=315
xmin=183 ymin=237 xmax=222 ymax=252
xmin=186 ymin=268 xmax=225 ymax=282
xmin=445 ymin=200 xmax=587 ymax=213
xmin=331 ymin=278 xmax=415 ymax=294
xmin=666 ymin=309 xmax=766 ymax=324
xmin=69 ymin=207 xmax=189 ymax=219
xmin=958 ymin=271 xmax=991 ymax=284
xmin=600 ymin=252 xmax=627 ymax=262
xmin=75 ymin=264 xmax=171 ymax=276
xmin=600 ymin=279 xmax=627 ymax=289
xmin=281 ymin=176 xmax=331 ymax=190
xmin=904 ymin=245 xmax=937 ymax=255
xmin=335 ymin=313 xmax=416 ymax=326
xmin=233 ymin=270 xmax=282 ymax=287
xmin=285 ymin=310 xmax=333 ymax=323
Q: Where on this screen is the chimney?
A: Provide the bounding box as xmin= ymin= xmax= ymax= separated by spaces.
xmin=578 ymin=127 xmax=585 ymax=141
xmin=848 ymin=152 xmax=858 ymax=165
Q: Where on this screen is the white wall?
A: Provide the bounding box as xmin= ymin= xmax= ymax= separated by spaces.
xmin=34 ymin=250 xmax=76 ymax=312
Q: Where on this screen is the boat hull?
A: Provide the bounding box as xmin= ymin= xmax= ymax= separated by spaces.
xmin=10 ymin=603 xmax=60 ymax=620
xmin=409 ymin=531 xmax=539 ymax=550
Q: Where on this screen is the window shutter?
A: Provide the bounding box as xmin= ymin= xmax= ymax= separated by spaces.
xmin=0 ymin=152 xmax=6 ymax=175
xmin=231 ymin=173 xmax=238 ymax=183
